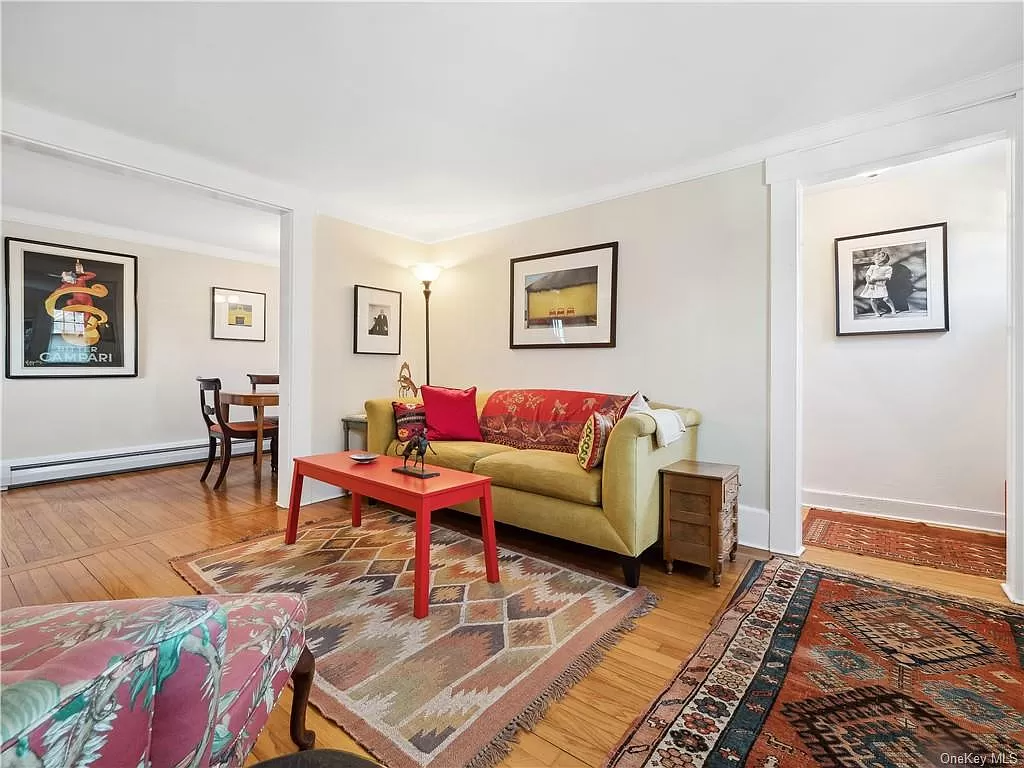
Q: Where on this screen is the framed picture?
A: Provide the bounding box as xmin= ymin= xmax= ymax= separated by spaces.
xmin=5 ymin=238 xmax=138 ymax=378
xmin=211 ymin=287 xmax=266 ymax=341
xmin=835 ymin=223 xmax=949 ymax=337
xmin=354 ymin=285 xmax=401 ymax=355
xmin=510 ymin=242 xmax=618 ymax=349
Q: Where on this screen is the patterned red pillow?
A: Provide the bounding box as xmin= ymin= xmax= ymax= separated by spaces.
xmin=479 ymin=389 xmax=634 ymax=453
xmin=577 ymin=411 xmax=617 ymax=470
xmin=392 ymin=401 xmax=427 ymax=442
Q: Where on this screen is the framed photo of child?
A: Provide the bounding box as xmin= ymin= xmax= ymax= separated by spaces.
xmin=834 ymin=222 xmax=949 ymax=336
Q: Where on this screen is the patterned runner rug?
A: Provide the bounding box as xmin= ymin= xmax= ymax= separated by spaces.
xmin=171 ymin=508 xmax=655 ymax=768
xmin=607 ymin=558 xmax=1024 ymax=768
xmin=803 ymin=507 xmax=1005 ymax=579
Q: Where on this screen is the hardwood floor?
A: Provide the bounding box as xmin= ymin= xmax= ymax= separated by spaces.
xmin=1 ymin=464 xmax=1012 ymax=767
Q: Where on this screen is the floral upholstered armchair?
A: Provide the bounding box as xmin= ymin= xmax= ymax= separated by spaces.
xmin=0 ymin=594 xmax=315 ymax=768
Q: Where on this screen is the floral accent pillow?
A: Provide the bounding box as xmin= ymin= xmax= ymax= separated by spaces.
xmin=393 ymin=402 xmax=427 ymax=442
xmin=577 ymin=411 xmax=617 ymax=470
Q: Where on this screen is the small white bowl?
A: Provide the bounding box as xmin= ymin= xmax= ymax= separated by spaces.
xmin=350 ymin=453 xmax=378 ymax=463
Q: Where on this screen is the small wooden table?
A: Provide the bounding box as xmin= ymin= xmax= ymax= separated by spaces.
xmin=341 ymin=414 xmax=368 ymax=451
xmin=285 ymin=452 xmax=500 ymax=618
xmin=661 ymin=460 xmax=740 ymax=586
xmin=220 ymin=391 xmax=278 ymax=470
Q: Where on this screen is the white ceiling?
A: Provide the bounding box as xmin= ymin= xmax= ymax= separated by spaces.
xmin=2 ymin=2 xmax=1022 ymax=243
xmin=2 ymin=143 xmax=281 ymax=261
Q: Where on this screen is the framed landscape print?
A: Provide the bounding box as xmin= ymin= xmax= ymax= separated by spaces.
xmin=510 ymin=242 xmax=618 ymax=348
xmin=835 ymin=222 xmax=949 ymax=337
xmin=5 ymin=238 xmax=138 ymax=378
xmin=354 ymin=284 xmax=401 ymax=355
xmin=211 ymin=287 xmax=266 ymax=341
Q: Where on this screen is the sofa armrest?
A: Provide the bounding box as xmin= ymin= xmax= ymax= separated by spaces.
xmin=601 ymin=407 xmax=701 ymax=556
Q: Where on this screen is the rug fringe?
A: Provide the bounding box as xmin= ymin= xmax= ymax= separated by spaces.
xmin=464 ymin=590 xmax=659 ymax=768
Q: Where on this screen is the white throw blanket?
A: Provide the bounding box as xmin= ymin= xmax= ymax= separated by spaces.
xmin=627 ymin=392 xmax=686 ymax=447
xmin=651 ymin=408 xmax=686 ymax=447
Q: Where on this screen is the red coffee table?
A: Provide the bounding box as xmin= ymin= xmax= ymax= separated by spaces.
xmin=285 ymin=451 xmax=500 ymax=618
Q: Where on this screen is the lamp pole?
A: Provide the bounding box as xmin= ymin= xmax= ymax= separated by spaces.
xmin=422 ymin=279 xmax=432 ymax=386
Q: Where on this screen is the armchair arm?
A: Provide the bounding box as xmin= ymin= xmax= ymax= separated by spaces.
xmin=601 ymin=407 xmax=701 ymax=556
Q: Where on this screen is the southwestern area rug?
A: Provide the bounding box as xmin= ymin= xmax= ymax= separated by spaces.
xmin=172 ymin=508 xmax=655 ymax=768
xmin=803 ymin=507 xmax=1006 ymax=579
xmin=607 ymin=558 xmax=1024 ymax=768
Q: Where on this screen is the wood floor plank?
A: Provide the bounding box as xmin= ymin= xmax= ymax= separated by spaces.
xmin=1 ymin=576 xmax=22 ymax=610
xmin=0 ymin=463 xmax=1012 ymax=768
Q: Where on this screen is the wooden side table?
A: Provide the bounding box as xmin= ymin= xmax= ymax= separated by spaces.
xmin=661 ymin=460 xmax=739 ymax=586
xmin=341 ymin=414 xmax=368 ymax=450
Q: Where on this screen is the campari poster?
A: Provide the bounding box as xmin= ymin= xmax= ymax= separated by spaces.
xmin=5 ymin=238 xmax=138 ymax=378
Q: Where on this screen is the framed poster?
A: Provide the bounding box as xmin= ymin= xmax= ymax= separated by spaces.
xmin=510 ymin=242 xmax=618 ymax=348
xmin=835 ymin=223 xmax=949 ymax=336
xmin=5 ymin=238 xmax=138 ymax=378
xmin=211 ymin=286 xmax=266 ymax=341
xmin=354 ymin=284 xmax=401 ymax=354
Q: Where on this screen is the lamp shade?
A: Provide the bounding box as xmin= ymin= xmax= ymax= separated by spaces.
xmin=413 ymin=264 xmax=442 ymax=283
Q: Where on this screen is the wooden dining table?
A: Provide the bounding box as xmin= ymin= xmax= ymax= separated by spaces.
xmin=219 ymin=391 xmax=279 ymax=469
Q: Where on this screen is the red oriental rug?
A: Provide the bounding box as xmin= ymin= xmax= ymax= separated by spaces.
xmin=803 ymin=507 xmax=1005 ymax=579
xmin=171 ymin=509 xmax=655 ymax=768
xmin=606 ymin=558 xmax=1024 ymax=768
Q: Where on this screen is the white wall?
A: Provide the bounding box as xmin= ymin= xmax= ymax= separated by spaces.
xmin=310 ymin=215 xmax=427 ymax=466
xmin=802 ymin=141 xmax=1008 ymax=530
xmin=1 ymin=221 xmax=279 ymax=460
xmin=426 ymin=164 xmax=771 ymax=513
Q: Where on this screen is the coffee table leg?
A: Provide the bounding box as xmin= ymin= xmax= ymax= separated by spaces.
xmin=351 ymin=493 xmax=362 ymax=528
xmin=414 ymin=508 xmax=431 ymax=619
xmin=285 ymin=468 xmax=304 ymax=545
xmin=479 ymin=484 xmax=500 ymax=583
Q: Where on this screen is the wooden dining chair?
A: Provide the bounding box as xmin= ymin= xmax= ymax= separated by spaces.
xmin=197 ymin=377 xmax=279 ymax=489
xmin=247 ymin=373 xmax=279 ymax=392
xmin=246 ymin=373 xmax=280 ymax=461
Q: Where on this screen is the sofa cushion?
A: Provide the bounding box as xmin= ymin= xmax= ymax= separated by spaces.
xmin=479 ymin=389 xmax=634 ymax=454
xmin=392 ymin=401 xmax=427 ymax=442
xmin=473 ymin=449 xmax=601 ymax=506
xmin=422 ymin=385 xmax=484 ymax=441
xmin=387 ymin=440 xmax=516 ymax=473
xmin=577 ymin=411 xmax=616 ymax=470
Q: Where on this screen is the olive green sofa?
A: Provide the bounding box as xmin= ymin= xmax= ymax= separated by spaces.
xmin=364 ymin=392 xmax=701 ymax=586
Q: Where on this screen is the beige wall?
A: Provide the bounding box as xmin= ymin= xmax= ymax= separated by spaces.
xmin=802 ymin=142 xmax=1008 ymax=529
xmin=1 ymin=221 xmax=279 ymax=460
xmin=311 ymin=215 xmax=427 ymax=462
xmin=425 ymin=164 xmax=770 ymax=508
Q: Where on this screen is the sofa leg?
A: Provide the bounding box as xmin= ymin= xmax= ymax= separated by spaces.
xmin=621 ymin=556 xmax=641 ymax=588
xmin=289 ymin=646 xmax=316 ymax=750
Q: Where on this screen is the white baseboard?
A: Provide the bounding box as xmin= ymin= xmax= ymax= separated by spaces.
xmin=739 ymin=505 xmax=770 ymax=550
xmin=2 ymin=438 xmax=273 ymax=489
xmin=803 ymin=488 xmax=1005 ymax=533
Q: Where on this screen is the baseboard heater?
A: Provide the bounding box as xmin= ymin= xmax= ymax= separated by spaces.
xmin=2 ymin=438 xmax=274 ymax=490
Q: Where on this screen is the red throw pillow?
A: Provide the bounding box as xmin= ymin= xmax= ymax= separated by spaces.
xmin=421 ymin=385 xmax=483 ymax=441
xmin=392 ymin=401 xmax=427 ymax=442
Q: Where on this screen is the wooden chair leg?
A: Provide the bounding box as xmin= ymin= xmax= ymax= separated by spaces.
xmin=290 ymin=646 xmax=316 ymax=750
xmin=199 ymin=436 xmax=218 ymax=482
xmin=213 ymin=438 xmax=233 ymax=490
xmin=271 ymin=435 xmax=278 ymax=473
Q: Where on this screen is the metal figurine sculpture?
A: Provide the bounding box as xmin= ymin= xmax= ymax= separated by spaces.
xmin=392 ymin=433 xmax=439 ymax=478
xmin=397 ymin=362 xmax=419 ymax=398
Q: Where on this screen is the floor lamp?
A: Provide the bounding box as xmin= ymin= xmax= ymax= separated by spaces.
xmin=413 ymin=264 xmax=441 ymax=386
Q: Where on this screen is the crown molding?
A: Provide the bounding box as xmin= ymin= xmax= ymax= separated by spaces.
xmin=1 ymin=206 xmax=278 ymax=266
xmin=424 ymin=62 xmax=1023 ymax=244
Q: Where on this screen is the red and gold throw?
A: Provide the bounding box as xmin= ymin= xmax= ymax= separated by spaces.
xmin=480 ymin=389 xmax=634 ymax=453
xmin=392 ymin=401 xmax=427 ymax=442
xmin=607 ymin=558 xmax=1024 ymax=768
xmin=578 ymin=411 xmax=616 ymax=470
xmin=804 ymin=507 xmax=1006 ymax=579
xmin=172 ymin=510 xmax=655 ymax=768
